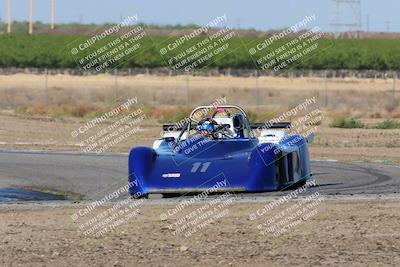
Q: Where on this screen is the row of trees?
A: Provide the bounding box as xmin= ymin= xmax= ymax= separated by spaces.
xmin=1 ymin=34 xmax=400 ymax=70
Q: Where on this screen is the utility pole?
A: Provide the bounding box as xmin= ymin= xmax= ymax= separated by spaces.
xmin=255 ymin=70 xmax=260 ymax=106
xmin=366 ymin=14 xmax=369 ymax=32
xmin=51 ymin=0 xmax=55 ymax=30
xmin=385 ymin=21 xmax=391 ymax=32
xmin=114 ymin=69 xmax=118 ymax=101
xmin=7 ymin=0 xmax=11 ymax=33
xmin=44 ymin=68 xmax=49 ymax=104
xmin=185 ymin=72 xmax=190 ymax=105
xmin=236 ymin=18 xmax=241 ymax=30
xmin=29 ymin=0 xmax=33 ymax=34
xmin=324 ymin=70 xmax=329 ymax=107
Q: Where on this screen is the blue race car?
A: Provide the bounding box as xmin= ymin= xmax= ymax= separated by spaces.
xmin=128 ymin=105 xmax=314 ymax=198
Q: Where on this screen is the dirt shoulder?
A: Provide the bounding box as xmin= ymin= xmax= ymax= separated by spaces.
xmin=0 ymin=200 xmax=399 ymax=266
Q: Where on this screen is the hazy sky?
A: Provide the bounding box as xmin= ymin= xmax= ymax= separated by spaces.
xmin=1 ymin=0 xmax=398 ymax=32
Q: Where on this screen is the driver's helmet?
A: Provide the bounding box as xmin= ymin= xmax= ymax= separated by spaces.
xmin=197 ymin=121 xmax=214 ymax=132
xmin=196 ymin=120 xmax=216 ymax=137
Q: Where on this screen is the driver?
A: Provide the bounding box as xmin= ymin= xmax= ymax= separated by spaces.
xmin=196 ymin=118 xmax=218 ymax=139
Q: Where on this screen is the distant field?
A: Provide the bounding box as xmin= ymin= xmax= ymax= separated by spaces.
xmin=1 ymin=74 xmax=399 ymax=119
xmin=1 ymin=34 xmax=400 ymax=70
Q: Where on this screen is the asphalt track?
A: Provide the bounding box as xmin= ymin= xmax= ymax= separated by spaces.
xmin=0 ymin=149 xmax=399 ymax=201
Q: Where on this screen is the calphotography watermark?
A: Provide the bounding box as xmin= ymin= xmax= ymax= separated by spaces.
xmin=259 ymin=96 xmax=317 ymax=128
xmin=254 ymin=97 xmax=324 ymax=157
xmin=70 ymin=97 xmax=138 ymax=138
xmin=253 ymin=97 xmax=321 ymax=135
xmin=158 ymin=15 xmax=240 ymax=71
xmin=68 ymin=14 xmax=149 ymax=72
xmin=71 ymin=181 xmax=144 ymax=238
xmin=159 ymin=176 xmax=237 ymax=238
xmin=249 ymin=180 xmax=325 ymax=237
xmin=70 ymin=97 xmax=146 ymax=154
xmin=246 ymin=14 xmax=331 ymax=72
xmin=171 ymin=133 xmax=213 ymax=155
xmin=249 ymin=14 xmax=316 ymax=55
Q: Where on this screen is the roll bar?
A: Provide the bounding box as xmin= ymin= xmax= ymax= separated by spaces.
xmin=189 ymin=105 xmax=249 ymax=122
xmin=183 ymin=105 xmax=252 ymax=139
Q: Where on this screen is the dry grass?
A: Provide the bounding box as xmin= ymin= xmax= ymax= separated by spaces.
xmin=0 ymin=74 xmax=399 ymax=118
xmin=15 ymin=104 xmax=98 ymax=118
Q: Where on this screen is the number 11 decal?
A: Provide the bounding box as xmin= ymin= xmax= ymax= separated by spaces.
xmin=190 ymin=162 xmax=211 ymax=173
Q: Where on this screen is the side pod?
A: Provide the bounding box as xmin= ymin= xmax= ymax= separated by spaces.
xmin=247 ymin=143 xmax=279 ymax=191
xmin=128 ymin=147 xmax=155 ymax=196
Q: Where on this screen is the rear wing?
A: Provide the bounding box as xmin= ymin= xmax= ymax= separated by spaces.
xmin=250 ymin=122 xmax=291 ymax=129
xmin=164 ymin=122 xmax=291 ymax=131
xmin=163 ymin=124 xmax=196 ymax=131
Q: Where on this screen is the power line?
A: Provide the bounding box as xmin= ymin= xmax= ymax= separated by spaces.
xmin=331 ymin=0 xmax=362 ymax=37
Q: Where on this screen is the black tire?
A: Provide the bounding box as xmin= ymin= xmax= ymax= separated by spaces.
xmin=296 ymin=179 xmax=307 ymax=187
xmin=131 ymin=193 xmax=148 ymax=199
xmin=161 ymin=193 xmax=182 ymax=198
